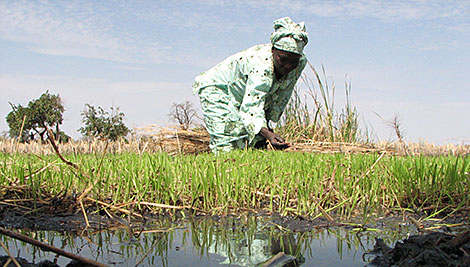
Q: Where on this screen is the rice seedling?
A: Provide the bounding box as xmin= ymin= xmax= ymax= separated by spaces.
xmin=1 ymin=148 xmax=468 ymax=220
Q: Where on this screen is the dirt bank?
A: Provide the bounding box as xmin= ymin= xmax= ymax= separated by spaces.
xmin=371 ymin=231 xmax=470 ymax=266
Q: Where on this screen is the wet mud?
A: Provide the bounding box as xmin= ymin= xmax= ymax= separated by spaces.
xmin=0 ymin=256 xmax=94 ymax=267
xmin=0 ymin=193 xmax=125 ymax=233
xmin=371 ymin=231 xmax=470 ymax=267
xmin=0 ymin=210 xmax=98 ymax=233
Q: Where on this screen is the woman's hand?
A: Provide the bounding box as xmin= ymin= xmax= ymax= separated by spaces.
xmin=259 ymin=127 xmax=290 ymax=149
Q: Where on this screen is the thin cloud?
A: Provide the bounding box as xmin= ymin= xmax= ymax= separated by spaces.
xmin=202 ymin=0 xmax=469 ymax=51
xmin=241 ymin=0 xmax=468 ymax=22
xmin=0 ymin=1 xmax=248 ymax=65
xmin=0 ymin=1 xmax=170 ymax=63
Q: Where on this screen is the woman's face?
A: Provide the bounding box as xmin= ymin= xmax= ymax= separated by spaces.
xmin=272 ymin=47 xmax=302 ymax=76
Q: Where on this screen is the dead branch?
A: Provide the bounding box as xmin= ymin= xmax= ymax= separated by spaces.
xmin=0 ymin=227 xmax=108 ymax=267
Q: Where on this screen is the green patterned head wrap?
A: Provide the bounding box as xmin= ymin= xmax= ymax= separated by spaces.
xmin=270 ymin=17 xmax=308 ymax=55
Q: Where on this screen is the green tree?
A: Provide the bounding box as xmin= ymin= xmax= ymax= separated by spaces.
xmin=5 ymin=91 xmax=65 ymax=142
xmin=28 ymin=91 xmax=65 ymax=141
xmin=5 ymin=103 xmax=31 ymax=142
xmin=79 ymin=104 xmax=130 ymax=141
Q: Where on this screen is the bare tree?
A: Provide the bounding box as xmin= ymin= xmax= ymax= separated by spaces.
xmin=169 ymin=101 xmax=198 ymax=130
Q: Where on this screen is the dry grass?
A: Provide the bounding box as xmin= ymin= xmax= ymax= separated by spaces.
xmin=134 ymin=125 xmax=210 ymax=154
xmin=396 ymin=142 xmax=470 ymax=156
xmin=1 ymin=126 xmax=468 ymax=156
xmin=0 ymin=126 xmax=210 ymax=155
xmin=287 ymin=141 xmax=396 ymax=154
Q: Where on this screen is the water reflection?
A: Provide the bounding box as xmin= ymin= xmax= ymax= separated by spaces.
xmin=193 ymin=221 xmax=305 ymax=266
xmin=0 ymin=216 xmax=409 ymax=266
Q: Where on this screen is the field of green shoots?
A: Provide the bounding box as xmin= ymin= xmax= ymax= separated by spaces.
xmin=1 ymin=150 xmax=468 ymax=219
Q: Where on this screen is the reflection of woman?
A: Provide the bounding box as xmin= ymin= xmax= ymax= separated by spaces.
xmin=269 ymin=233 xmax=306 ymax=266
xmin=193 ymin=17 xmax=308 ymax=152
xmin=206 ymin=231 xmax=271 ymax=266
xmin=205 ymin=231 xmax=305 ymax=266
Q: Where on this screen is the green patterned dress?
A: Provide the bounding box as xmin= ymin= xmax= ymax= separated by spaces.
xmin=193 ymin=44 xmax=306 ymax=152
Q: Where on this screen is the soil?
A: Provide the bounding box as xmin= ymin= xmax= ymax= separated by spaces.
xmin=370 ymin=231 xmax=470 ymax=267
xmin=0 ymin=209 xmax=103 ymax=233
xmin=0 ymin=256 xmax=93 ymax=267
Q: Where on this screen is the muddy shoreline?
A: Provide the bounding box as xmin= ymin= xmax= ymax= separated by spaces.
xmin=1 ymin=203 xmax=469 ymax=266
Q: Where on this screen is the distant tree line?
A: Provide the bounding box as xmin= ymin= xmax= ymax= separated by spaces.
xmin=5 ymin=91 xmax=130 ymax=142
xmin=6 ymin=90 xmax=200 ymax=143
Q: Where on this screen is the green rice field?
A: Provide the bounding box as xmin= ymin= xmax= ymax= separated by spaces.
xmin=1 ymin=149 xmax=468 ymax=220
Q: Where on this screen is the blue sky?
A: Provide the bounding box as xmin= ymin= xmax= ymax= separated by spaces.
xmin=1 ymin=0 xmax=469 ymax=144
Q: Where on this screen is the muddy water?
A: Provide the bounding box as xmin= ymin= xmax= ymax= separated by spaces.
xmin=0 ymin=215 xmax=417 ymax=267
